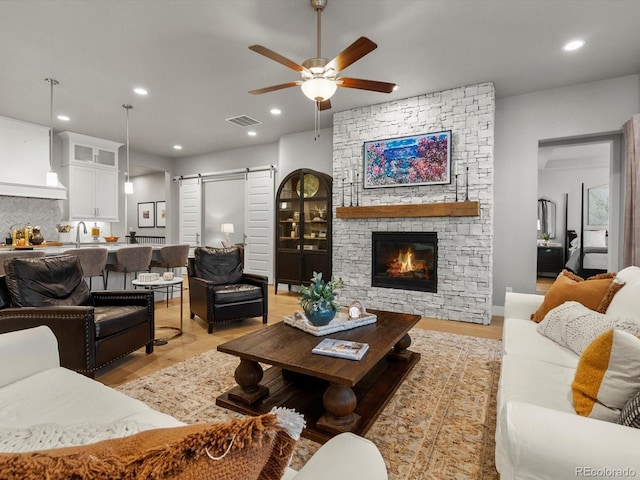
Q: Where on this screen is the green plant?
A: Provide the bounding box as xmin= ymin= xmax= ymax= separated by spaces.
xmin=541 ymin=232 xmax=550 ymax=242
xmin=299 ymin=272 xmax=344 ymax=314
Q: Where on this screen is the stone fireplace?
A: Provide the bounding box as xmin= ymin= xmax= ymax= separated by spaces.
xmin=331 ymin=82 xmax=495 ymax=324
xmin=371 ymin=231 xmax=437 ymax=292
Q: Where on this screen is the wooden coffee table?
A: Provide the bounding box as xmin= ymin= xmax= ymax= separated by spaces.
xmin=216 ymin=309 xmax=421 ymax=443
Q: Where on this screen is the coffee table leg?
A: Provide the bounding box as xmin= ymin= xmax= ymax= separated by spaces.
xmin=316 ymin=383 xmax=361 ymax=433
xmin=228 ymin=359 xmax=269 ymax=404
xmin=390 ymin=333 xmax=413 ymax=361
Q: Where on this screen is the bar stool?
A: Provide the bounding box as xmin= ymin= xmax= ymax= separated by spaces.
xmin=0 ymin=251 xmax=46 ymax=275
xmin=104 ymin=246 xmax=153 ymax=289
xmin=149 ymin=244 xmax=190 ymax=305
xmin=62 ymin=247 xmax=108 ymax=290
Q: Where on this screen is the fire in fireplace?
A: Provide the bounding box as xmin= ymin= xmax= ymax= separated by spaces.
xmin=371 ymin=232 xmax=437 ymax=292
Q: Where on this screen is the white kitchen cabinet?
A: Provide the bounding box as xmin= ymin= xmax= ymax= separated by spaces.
xmin=59 ymin=131 xmax=122 ymax=221
xmin=58 ymin=131 xmax=120 ymax=168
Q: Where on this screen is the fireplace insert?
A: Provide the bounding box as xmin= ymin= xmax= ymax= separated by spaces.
xmin=371 ymin=232 xmax=437 ymax=292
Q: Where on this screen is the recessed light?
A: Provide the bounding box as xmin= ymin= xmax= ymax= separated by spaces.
xmin=134 ymin=87 xmax=148 ymax=95
xmin=563 ymin=40 xmax=584 ymax=51
xmin=392 ymin=85 xmax=399 ymax=92
xmin=270 ymin=108 xmax=282 ymax=115
xmin=173 ymin=145 xmax=183 ymax=150
xmin=247 ymin=131 xmax=257 ymax=137
xmin=57 ymin=115 xmax=70 ymax=121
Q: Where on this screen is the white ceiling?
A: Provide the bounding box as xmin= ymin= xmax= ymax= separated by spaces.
xmin=2 ymin=0 xmax=640 ymax=162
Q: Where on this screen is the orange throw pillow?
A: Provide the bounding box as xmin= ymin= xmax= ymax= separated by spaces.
xmin=531 ymin=270 xmax=615 ymax=322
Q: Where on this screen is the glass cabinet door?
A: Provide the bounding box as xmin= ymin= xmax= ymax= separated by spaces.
xmin=277 ymin=175 xmax=302 ymax=251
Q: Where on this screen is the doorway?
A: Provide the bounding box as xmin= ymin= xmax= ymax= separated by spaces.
xmin=536 ymin=134 xmax=622 ymax=291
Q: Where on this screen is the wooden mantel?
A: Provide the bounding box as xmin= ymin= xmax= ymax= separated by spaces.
xmin=336 ymin=201 xmax=480 ymax=219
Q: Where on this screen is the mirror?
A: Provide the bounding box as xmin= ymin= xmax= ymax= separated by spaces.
xmin=537 ymin=199 xmax=556 ymax=239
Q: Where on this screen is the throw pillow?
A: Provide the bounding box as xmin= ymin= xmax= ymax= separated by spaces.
xmin=194 ymin=247 xmax=243 ymax=285
xmin=572 ymin=329 xmax=640 ymax=422
xmin=537 ymin=301 xmax=640 ymax=355
xmin=531 ymin=270 xmax=616 ymax=322
xmin=583 ymin=229 xmax=607 ymax=248
xmin=4 ymin=255 xmax=92 ymax=307
xmin=0 ymin=412 xmax=300 ymax=480
xmin=619 ymin=390 xmax=640 ymax=429
xmin=606 ymin=266 xmax=640 ymax=321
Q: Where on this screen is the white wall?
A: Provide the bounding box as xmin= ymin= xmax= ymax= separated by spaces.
xmin=125 ymin=171 xmax=166 ymax=238
xmin=202 ymin=178 xmax=244 ymax=247
xmin=277 ymin=128 xmax=332 ymax=186
xmin=176 ymin=143 xmax=279 ymax=176
xmin=494 ymin=74 xmax=640 ymax=306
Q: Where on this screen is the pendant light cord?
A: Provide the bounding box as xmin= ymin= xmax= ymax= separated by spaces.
xmin=123 ymin=104 xmax=133 ymax=183
xmin=45 ymin=78 xmax=59 ymax=170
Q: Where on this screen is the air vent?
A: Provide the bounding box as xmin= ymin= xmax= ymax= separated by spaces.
xmin=225 ymin=115 xmax=262 ymax=127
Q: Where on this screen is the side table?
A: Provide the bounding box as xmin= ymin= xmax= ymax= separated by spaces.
xmin=132 ymin=277 xmax=184 ymax=345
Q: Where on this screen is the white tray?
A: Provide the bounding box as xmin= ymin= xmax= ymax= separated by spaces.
xmin=284 ymin=309 xmax=377 ymax=336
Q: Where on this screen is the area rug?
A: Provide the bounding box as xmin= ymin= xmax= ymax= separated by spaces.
xmin=117 ymin=329 xmax=501 ymax=479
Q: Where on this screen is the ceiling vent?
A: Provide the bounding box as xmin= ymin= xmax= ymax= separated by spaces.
xmin=225 ymin=115 xmax=261 ymax=127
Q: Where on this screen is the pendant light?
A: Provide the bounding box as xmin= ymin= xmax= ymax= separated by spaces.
xmin=45 ymin=78 xmax=59 ymax=186
xmin=123 ymin=104 xmax=134 ymax=194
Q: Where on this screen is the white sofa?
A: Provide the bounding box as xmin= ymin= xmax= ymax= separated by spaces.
xmin=0 ymin=326 xmax=387 ymax=479
xmin=497 ymin=290 xmax=640 ymax=480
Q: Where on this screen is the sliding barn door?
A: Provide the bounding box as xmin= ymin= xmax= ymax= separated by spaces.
xmin=179 ymin=178 xmax=202 ymax=247
xmin=244 ymin=169 xmax=274 ymax=281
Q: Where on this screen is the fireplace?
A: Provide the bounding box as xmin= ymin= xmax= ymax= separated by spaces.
xmin=371 ymin=232 xmax=437 ymax=292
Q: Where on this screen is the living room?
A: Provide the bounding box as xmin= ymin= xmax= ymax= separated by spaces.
xmin=1 ymin=1 xmax=640 ymax=478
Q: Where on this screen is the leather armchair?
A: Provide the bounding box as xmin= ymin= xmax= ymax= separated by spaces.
xmin=0 ymin=255 xmax=155 ymax=378
xmin=188 ymin=246 xmax=268 ymax=333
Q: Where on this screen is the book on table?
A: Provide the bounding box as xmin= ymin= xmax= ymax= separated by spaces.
xmin=312 ymin=338 xmax=369 ymax=361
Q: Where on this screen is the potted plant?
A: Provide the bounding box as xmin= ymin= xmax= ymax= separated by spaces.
xmin=299 ymin=271 xmax=344 ymax=326
xmin=541 ymin=232 xmax=550 ymax=246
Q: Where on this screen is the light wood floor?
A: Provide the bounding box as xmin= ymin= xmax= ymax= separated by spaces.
xmin=97 ymin=278 xmax=503 ymax=388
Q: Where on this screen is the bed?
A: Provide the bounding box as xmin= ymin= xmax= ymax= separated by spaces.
xmin=565 ymin=228 xmax=608 ymax=276
xmin=563 ymin=183 xmax=608 ymax=278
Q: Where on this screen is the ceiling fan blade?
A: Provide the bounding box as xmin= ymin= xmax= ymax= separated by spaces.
xmin=338 ymin=77 xmax=396 ymax=94
xmin=249 ymin=81 xmax=301 ymax=95
xmin=249 ymin=45 xmax=305 ymax=72
xmin=318 ymin=99 xmax=332 ymax=111
xmin=325 ymin=37 xmax=377 ymax=74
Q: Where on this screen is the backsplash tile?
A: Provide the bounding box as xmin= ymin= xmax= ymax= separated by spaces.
xmin=0 ymin=196 xmax=64 ymax=243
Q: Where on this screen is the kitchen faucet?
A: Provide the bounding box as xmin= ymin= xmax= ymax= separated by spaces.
xmin=76 ymin=221 xmax=87 ymax=248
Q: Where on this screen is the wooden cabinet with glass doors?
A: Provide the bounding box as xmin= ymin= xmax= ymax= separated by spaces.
xmin=275 ymin=169 xmax=332 ymax=294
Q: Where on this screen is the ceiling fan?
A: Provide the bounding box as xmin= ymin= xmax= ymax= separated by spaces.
xmin=248 ymin=0 xmax=396 ymax=111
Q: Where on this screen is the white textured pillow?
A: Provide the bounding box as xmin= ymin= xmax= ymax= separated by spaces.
xmin=605 ymin=266 xmax=640 ymax=321
xmin=583 ymin=230 xmax=607 ymax=248
xmin=537 ymin=301 xmax=640 ymax=356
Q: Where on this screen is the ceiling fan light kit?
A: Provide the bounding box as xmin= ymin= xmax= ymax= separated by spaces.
xmin=248 ymin=0 xmax=396 ymax=110
xmin=301 ymin=77 xmax=337 ymax=102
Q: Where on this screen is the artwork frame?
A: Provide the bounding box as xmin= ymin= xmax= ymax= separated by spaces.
xmin=137 ymin=202 xmax=155 ymax=228
xmin=587 ymin=186 xmax=609 ymax=226
xmin=363 ymin=130 xmax=452 ymax=189
xmin=155 ymin=201 xmax=166 ymax=228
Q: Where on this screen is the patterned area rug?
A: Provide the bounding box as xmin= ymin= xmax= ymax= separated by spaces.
xmin=117 ymin=329 xmax=501 ymax=479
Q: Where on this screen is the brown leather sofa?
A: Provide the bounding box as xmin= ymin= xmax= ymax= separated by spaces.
xmin=0 ymin=255 xmax=155 ymax=377
xmin=188 ymin=246 xmax=268 ymax=333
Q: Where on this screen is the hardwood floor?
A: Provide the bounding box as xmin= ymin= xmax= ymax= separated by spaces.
xmin=97 ymin=277 xmax=503 ymax=388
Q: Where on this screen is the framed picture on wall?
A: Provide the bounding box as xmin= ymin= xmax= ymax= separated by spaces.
xmin=587 ymin=186 xmax=609 ymax=226
xmin=137 ymin=202 xmax=155 ymax=228
xmin=363 ymin=130 xmax=452 ymax=188
xmin=155 ymin=201 xmax=166 ymax=228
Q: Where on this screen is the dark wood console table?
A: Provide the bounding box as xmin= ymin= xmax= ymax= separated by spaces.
xmin=216 ymin=309 xmax=421 ymax=443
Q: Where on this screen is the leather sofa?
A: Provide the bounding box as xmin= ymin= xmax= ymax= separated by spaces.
xmin=0 ymin=326 xmax=389 ymax=479
xmin=0 ymin=255 xmax=155 ymax=377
